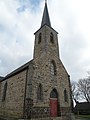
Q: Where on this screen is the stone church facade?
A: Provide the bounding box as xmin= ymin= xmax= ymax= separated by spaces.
xmin=0 ymin=2 xmax=73 ymax=119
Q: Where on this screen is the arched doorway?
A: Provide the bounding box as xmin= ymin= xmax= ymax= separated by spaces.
xmin=50 ymin=88 xmax=58 ymax=117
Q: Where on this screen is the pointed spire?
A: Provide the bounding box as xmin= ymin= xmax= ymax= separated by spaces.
xmin=41 ymin=1 xmax=51 ymax=27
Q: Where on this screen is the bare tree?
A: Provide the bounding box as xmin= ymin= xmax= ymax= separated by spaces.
xmin=72 ymin=72 xmax=90 ymax=103
xmin=71 ymin=82 xmax=80 ymax=104
xmin=77 ymin=77 xmax=90 ymax=102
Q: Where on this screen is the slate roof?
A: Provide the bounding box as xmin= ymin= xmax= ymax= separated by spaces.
xmin=41 ymin=2 xmax=51 ymax=27
xmin=74 ymin=102 xmax=90 ymax=110
xmin=34 ymin=1 xmax=58 ymax=35
xmin=0 ymin=76 xmax=4 ymax=81
xmin=0 ymin=60 xmax=33 ymax=82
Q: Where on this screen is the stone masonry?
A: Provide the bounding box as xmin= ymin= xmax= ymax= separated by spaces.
xmin=24 ymin=24 xmax=72 ymax=118
xmin=0 ymin=70 xmax=27 ymax=118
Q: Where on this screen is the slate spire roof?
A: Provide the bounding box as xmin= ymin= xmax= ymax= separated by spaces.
xmin=41 ymin=1 xmax=51 ymax=27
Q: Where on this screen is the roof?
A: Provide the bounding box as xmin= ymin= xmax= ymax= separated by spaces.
xmin=0 ymin=76 xmax=4 ymax=81
xmin=34 ymin=2 xmax=58 ymax=34
xmin=41 ymin=2 xmax=51 ymax=27
xmin=75 ymin=102 xmax=90 ymax=110
xmin=34 ymin=24 xmax=58 ymax=35
xmin=0 ymin=60 xmax=33 ymax=82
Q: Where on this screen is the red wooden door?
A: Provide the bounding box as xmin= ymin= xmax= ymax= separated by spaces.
xmin=50 ymin=98 xmax=58 ymax=117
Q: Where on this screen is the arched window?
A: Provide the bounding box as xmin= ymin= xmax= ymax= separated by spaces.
xmin=64 ymin=89 xmax=68 ymax=102
xmin=37 ymin=84 xmax=43 ymax=101
xmin=38 ymin=33 xmax=42 ymax=44
xmin=50 ymin=88 xmax=58 ymax=98
xmin=50 ymin=32 xmax=54 ymax=43
xmin=2 ymin=81 xmax=7 ymax=101
xmin=50 ymin=60 xmax=56 ymax=75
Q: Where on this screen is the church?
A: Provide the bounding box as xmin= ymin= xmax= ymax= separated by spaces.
xmin=0 ymin=1 xmax=73 ymax=120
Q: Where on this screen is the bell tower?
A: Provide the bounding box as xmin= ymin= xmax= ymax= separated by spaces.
xmin=33 ymin=1 xmax=59 ymax=59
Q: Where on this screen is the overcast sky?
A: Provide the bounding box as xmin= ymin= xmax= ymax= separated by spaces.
xmin=0 ymin=0 xmax=90 ymax=82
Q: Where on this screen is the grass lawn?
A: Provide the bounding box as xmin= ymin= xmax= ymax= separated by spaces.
xmin=76 ymin=115 xmax=90 ymax=119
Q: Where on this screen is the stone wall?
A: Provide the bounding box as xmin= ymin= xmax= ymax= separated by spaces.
xmin=30 ymin=57 xmax=71 ymax=114
xmin=0 ymin=23 xmax=72 ymax=119
xmin=32 ymin=25 xmax=72 ymax=108
xmin=25 ymin=25 xmax=72 ymax=118
xmin=0 ymin=69 xmax=27 ymax=118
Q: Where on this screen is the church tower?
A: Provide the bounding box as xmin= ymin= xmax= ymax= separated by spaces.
xmin=34 ymin=2 xmax=59 ymax=60
xmin=25 ymin=1 xmax=72 ymax=119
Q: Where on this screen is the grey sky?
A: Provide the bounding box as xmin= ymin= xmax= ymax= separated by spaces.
xmin=0 ymin=0 xmax=90 ymax=82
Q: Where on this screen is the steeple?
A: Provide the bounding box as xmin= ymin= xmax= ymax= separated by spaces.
xmin=41 ymin=1 xmax=51 ymax=27
xmin=34 ymin=0 xmax=59 ymax=59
